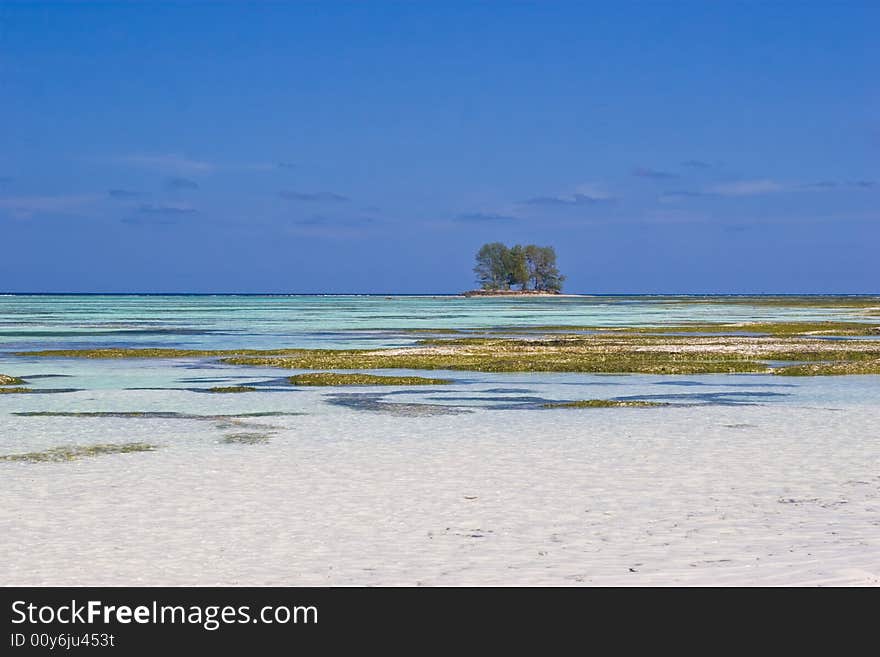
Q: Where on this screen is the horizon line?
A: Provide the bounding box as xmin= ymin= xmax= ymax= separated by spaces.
xmin=1 ymin=292 xmax=879 ymax=297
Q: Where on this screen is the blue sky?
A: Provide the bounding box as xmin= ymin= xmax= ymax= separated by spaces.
xmin=1 ymin=1 xmax=877 ymax=293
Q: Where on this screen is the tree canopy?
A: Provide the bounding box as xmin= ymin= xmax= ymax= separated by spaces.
xmin=473 ymin=243 xmax=564 ymax=292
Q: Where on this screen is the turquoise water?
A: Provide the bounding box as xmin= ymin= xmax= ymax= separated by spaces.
xmin=0 ymin=294 xmax=866 ymax=352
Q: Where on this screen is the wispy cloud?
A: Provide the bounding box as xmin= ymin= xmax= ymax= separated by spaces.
xmin=662 ymin=178 xmax=875 ymax=202
xmin=277 ymin=162 xmax=297 ymax=170
xmin=659 ymin=190 xmax=710 ymax=202
xmin=118 ymin=154 xmax=214 ymax=175
xmin=166 ymin=177 xmax=199 ymax=191
xmin=632 ymin=166 xmax=678 ymax=180
xmin=137 ymin=203 xmax=197 ymax=216
xmin=799 ymin=180 xmax=875 ymax=191
xmin=573 ymin=183 xmax=614 ymax=199
xmin=710 ymin=179 xmax=875 ymax=196
xmin=0 ymin=194 xmax=99 ymax=219
xmin=107 ymin=189 xmax=143 ymax=199
xmin=522 ymin=194 xmax=605 ymax=207
xmin=521 ymin=183 xmax=613 ymax=207
xmin=706 ymin=179 xmax=786 ymax=197
xmin=659 ymin=180 xmax=784 ymax=201
xmin=280 ymin=191 xmax=349 ymax=202
xmin=681 ymin=159 xmax=712 ymax=169
xmin=114 ymin=154 xmax=291 ymax=175
xmin=454 ymin=212 xmax=519 ymax=223
xmin=123 ymin=203 xmax=197 ymax=225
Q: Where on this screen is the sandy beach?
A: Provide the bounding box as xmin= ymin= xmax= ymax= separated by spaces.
xmin=2 ymin=372 xmax=878 ymax=586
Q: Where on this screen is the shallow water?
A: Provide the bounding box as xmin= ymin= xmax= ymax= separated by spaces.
xmin=1 ymin=295 xmax=878 ymax=585
xmin=0 ymin=294 xmax=868 ymax=351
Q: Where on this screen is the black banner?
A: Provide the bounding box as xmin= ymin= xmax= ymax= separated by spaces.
xmin=0 ymin=586 xmax=869 ymax=653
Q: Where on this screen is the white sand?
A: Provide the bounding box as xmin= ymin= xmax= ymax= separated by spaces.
xmin=2 ymin=395 xmax=879 ymax=586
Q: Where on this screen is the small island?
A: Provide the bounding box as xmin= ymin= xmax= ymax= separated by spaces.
xmin=463 ymin=242 xmax=565 ymax=296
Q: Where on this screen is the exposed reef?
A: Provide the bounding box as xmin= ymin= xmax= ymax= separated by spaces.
xmin=207 ymin=386 xmax=258 ymax=393
xmin=220 ymin=433 xmax=271 ymax=445
xmin=0 ymin=442 xmax=157 ymax=463
xmin=17 ymin=321 xmax=880 ymax=376
xmin=16 ymin=348 xmax=295 ymax=359
xmin=289 ymin=372 xmax=453 ymax=386
xmin=543 ymin=399 xmax=670 ymax=409
xmin=770 ymin=361 xmax=880 ymax=376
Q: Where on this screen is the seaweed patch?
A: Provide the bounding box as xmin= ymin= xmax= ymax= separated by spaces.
xmin=289 ymin=372 xmax=453 ymax=386
xmin=0 ymin=442 xmax=157 ymax=463
xmin=542 ymin=399 xmax=669 ymax=409
xmin=220 ymin=432 xmax=271 ymax=445
xmin=206 ymin=386 xmax=259 ymax=393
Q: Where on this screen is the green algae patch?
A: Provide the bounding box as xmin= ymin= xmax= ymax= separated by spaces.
xmin=0 ymin=387 xmax=31 ymax=394
xmin=234 ymin=350 xmax=768 ymax=375
xmin=0 ymin=442 xmax=157 ymax=463
xmin=207 ymin=386 xmax=258 ymax=393
xmin=289 ymin=372 xmax=453 ymax=386
xmin=543 ymin=399 xmax=669 ymax=409
xmin=0 ymin=374 xmax=25 ymax=386
xmin=19 ymin=319 xmax=880 ymax=377
xmin=771 ymin=359 xmax=880 ymax=376
xmin=222 ymin=336 xmax=879 ymax=375
xmin=762 ymin=349 xmax=880 ymax=362
xmin=220 ymin=432 xmax=271 ymax=445
xmin=15 ymin=347 xmax=306 ymax=359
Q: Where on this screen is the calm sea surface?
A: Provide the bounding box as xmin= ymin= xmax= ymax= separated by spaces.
xmin=0 ymin=294 xmax=866 ymax=352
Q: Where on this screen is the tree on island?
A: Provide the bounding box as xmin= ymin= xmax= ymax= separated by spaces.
xmin=473 ymin=243 xmax=564 ymax=292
